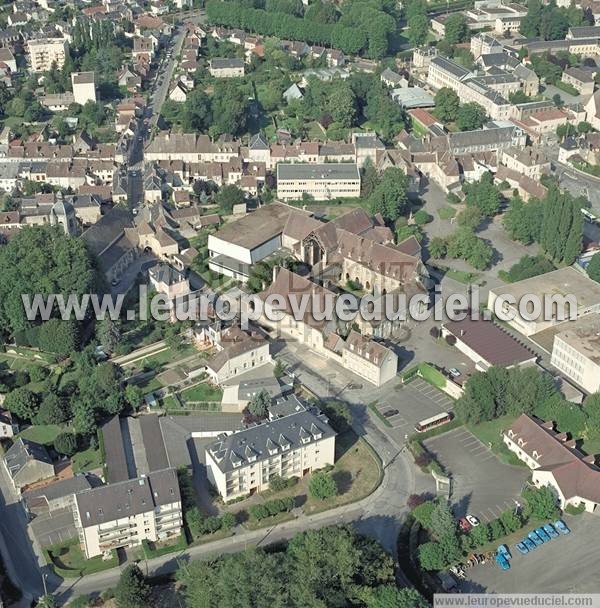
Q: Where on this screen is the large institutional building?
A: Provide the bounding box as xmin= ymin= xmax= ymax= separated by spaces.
xmin=276 ymin=163 xmax=361 ymax=201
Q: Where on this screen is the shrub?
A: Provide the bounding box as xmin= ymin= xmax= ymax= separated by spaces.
xmin=413 ymin=209 xmax=432 ymax=226
xmin=308 ymin=470 xmax=338 ymax=501
xmin=565 ymin=502 xmax=585 ymax=515
xmin=407 ymin=494 xmax=427 ymax=510
xmin=54 ymin=432 xmax=78 ymax=457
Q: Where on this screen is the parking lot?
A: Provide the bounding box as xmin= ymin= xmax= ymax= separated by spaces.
xmin=372 ymin=378 xmax=455 ymax=439
xmin=425 ymin=427 xmax=529 ymax=521
xmin=461 ymin=515 xmax=600 ymax=593
xmin=30 ymin=507 xmax=77 ymax=547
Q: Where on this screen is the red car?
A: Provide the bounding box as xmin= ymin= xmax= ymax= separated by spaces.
xmin=459 ymin=517 xmax=472 ymax=532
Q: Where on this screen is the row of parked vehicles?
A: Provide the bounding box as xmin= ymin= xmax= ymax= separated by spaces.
xmin=495 ymin=520 xmax=571 ymax=571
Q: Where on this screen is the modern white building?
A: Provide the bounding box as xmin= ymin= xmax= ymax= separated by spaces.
xmin=71 ymin=72 xmax=97 ymax=105
xmin=550 ymin=313 xmax=600 ymax=393
xmin=74 ymin=469 xmax=182 ymax=559
xmin=487 ymin=267 xmax=600 ymax=337
xmin=205 ymin=405 xmax=336 ymax=501
xmin=276 ymin=163 xmax=361 ymax=201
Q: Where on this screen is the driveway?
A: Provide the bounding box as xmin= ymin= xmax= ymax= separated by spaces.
xmin=424 ymin=427 xmax=529 ymax=521
xmin=461 ymin=514 xmax=600 ymax=593
xmin=30 ymin=508 xmax=77 ymax=548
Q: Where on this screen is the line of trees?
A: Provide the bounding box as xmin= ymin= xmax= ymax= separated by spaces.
xmin=206 ymin=0 xmax=393 ymax=57
xmin=178 ymin=525 xmax=429 ymax=607
xmin=504 ymin=186 xmax=584 ymax=266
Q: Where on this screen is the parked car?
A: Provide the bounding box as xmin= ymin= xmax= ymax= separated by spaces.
xmin=466 ymin=515 xmax=480 ymax=527
xmin=515 ymin=542 xmax=529 ymax=555
xmin=528 ymin=531 xmax=544 ymax=546
xmin=495 ymin=554 xmax=510 ymax=571
xmin=535 ymin=527 xmax=551 ymax=542
xmin=497 ymin=544 xmax=511 ymax=559
xmin=383 ymin=409 xmax=399 ymax=418
xmin=523 ymin=537 xmax=537 ymax=551
xmin=554 ymin=520 xmax=571 ymax=534
xmin=459 ymin=517 xmax=472 ymax=533
xmin=543 ymin=524 xmax=559 ymax=538
xmin=449 ymin=368 xmax=461 ymax=378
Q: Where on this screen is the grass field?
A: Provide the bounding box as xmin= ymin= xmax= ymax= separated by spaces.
xmin=72 ymin=446 xmax=103 ymax=473
xmin=467 ymin=414 xmax=525 ymax=466
xmin=18 ymin=424 xmax=62 ymax=446
xmin=304 ymin=431 xmax=382 ymax=515
xmin=438 ymin=207 xmax=457 ymax=220
xmin=45 ymin=538 xmax=118 ymax=577
xmin=179 ymin=382 xmax=223 ymax=403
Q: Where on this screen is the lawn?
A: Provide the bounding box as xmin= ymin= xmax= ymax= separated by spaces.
xmin=304 ymin=430 xmax=382 ymax=515
xmin=554 ymin=80 xmax=579 ymax=97
xmin=140 ymin=534 xmax=188 ymax=559
xmin=179 ymin=382 xmax=223 ymax=403
xmin=72 ymin=446 xmax=103 ymax=473
xmin=438 ymin=207 xmax=457 ymax=220
xmin=467 ymin=415 xmax=525 ymax=466
xmin=244 ymin=510 xmax=297 ymax=531
xmin=445 ymin=268 xmax=481 ymax=285
xmin=44 ymin=538 xmax=118 ymax=577
xmin=18 ymin=424 xmax=62 ymax=446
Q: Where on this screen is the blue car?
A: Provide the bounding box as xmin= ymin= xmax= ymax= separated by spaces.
xmin=523 ymin=537 xmax=536 ymax=551
xmin=515 ymin=542 xmax=529 ymax=555
xmin=528 ymin=531 xmax=544 ymax=546
xmin=497 ymin=544 xmax=512 ymax=559
xmin=554 ymin=520 xmax=571 ymax=534
xmin=543 ymin=524 xmax=559 ymax=538
xmin=496 ymin=554 xmax=510 ymax=570
xmin=535 ymin=527 xmax=551 ymax=542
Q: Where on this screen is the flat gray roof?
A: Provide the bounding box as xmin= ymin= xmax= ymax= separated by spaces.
xmin=277 ymin=163 xmax=359 ymax=181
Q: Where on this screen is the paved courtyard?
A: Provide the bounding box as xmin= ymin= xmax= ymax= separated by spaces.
xmin=461 ymin=515 xmax=600 ymax=593
xmin=30 ymin=508 xmax=77 ymax=547
xmin=425 ymin=427 xmax=529 ymax=521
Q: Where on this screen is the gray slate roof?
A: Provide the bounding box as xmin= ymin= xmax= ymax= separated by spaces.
xmin=75 ymin=468 xmax=180 ymax=528
xmin=207 ymin=406 xmax=336 ymax=473
xmin=4 ymin=438 xmax=53 ymax=480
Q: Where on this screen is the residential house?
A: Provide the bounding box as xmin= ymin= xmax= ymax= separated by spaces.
xmin=342 ymin=331 xmax=398 ymax=387
xmin=3 ymin=438 xmax=55 ymax=491
xmin=209 ymin=58 xmax=245 ymax=78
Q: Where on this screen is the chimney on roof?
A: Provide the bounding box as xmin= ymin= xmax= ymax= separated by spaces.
xmin=583 ymin=454 xmax=596 ymax=465
xmin=273 ymin=265 xmax=279 ymax=284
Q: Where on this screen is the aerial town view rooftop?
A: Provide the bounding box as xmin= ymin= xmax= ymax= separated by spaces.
xmin=1 ymin=0 xmax=600 ymax=605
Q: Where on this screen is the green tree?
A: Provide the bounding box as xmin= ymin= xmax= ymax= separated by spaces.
xmin=364 ymin=586 xmax=429 ymax=608
xmin=584 ymin=393 xmax=600 ymax=440
xmin=457 ymin=206 xmax=483 ymax=230
xmin=97 ymin=318 xmax=121 ymax=354
xmin=418 ymin=541 xmax=446 ymax=570
xmin=308 ymin=470 xmax=338 ymax=500
xmin=503 ymin=196 xmax=544 ymax=245
xmin=115 ymin=565 xmax=150 ymax=608
xmin=429 ymin=500 xmax=457 ymax=540
xmin=54 ymin=432 xmax=78 ymax=456
xmin=210 ymin=81 xmax=249 ymax=137
xmin=522 ymin=486 xmax=559 ymax=519
xmin=36 ymin=393 xmax=70 ymax=425
xmin=248 ymin=389 xmax=271 ymax=418
xmin=4 ymin=387 xmax=40 ymax=421
xmin=125 ymin=384 xmax=143 ymax=410
xmin=429 ymin=237 xmax=447 ymax=259
xmin=464 ymin=172 xmax=501 ymax=217
xmin=368 ymin=167 xmax=409 ymax=221
xmin=407 ymin=13 xmax=430 ymax=46
xmin=215 ymin=185 xmax=245 ymax=214
xmin=434 ymin=87 xmax=459 ymax=123
xmin=456 ymin=102 xmax=487 ymax=131
xmin=587 ymin=252 xmax=600 ymax=282
xmin=444 ymin=13 xmax=468 ymax=44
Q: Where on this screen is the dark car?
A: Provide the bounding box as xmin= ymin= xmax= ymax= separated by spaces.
xmin=383 ymin=409 xmax=399 ymax=418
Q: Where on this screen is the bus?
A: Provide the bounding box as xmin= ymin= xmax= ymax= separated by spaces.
xmin=415 ymin=411 xmax=453 ymax=433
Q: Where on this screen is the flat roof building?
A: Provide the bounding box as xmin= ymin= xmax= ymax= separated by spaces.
xmin=487 ymin=267 xmax=600 ymax=336
xmin=276 ymin=162 xmax=361 ymax=201
xmin=550 ymin=313 xmax=600 ymax=393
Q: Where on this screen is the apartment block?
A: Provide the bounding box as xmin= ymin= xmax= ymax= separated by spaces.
xmin=209 ymin=58 xmax=245 ymax=77
xmin=74 ymin=469 xmax=182 ymax=559
xmin=550 ymin=313 xmax=600 ymax=393
xmin=205 ymin=406 xmax=336 ymax=501
xmin=27 ymin=37 xmax=69 ymax=72
xmin=276 ymin=163 xmax=361 ymax=201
